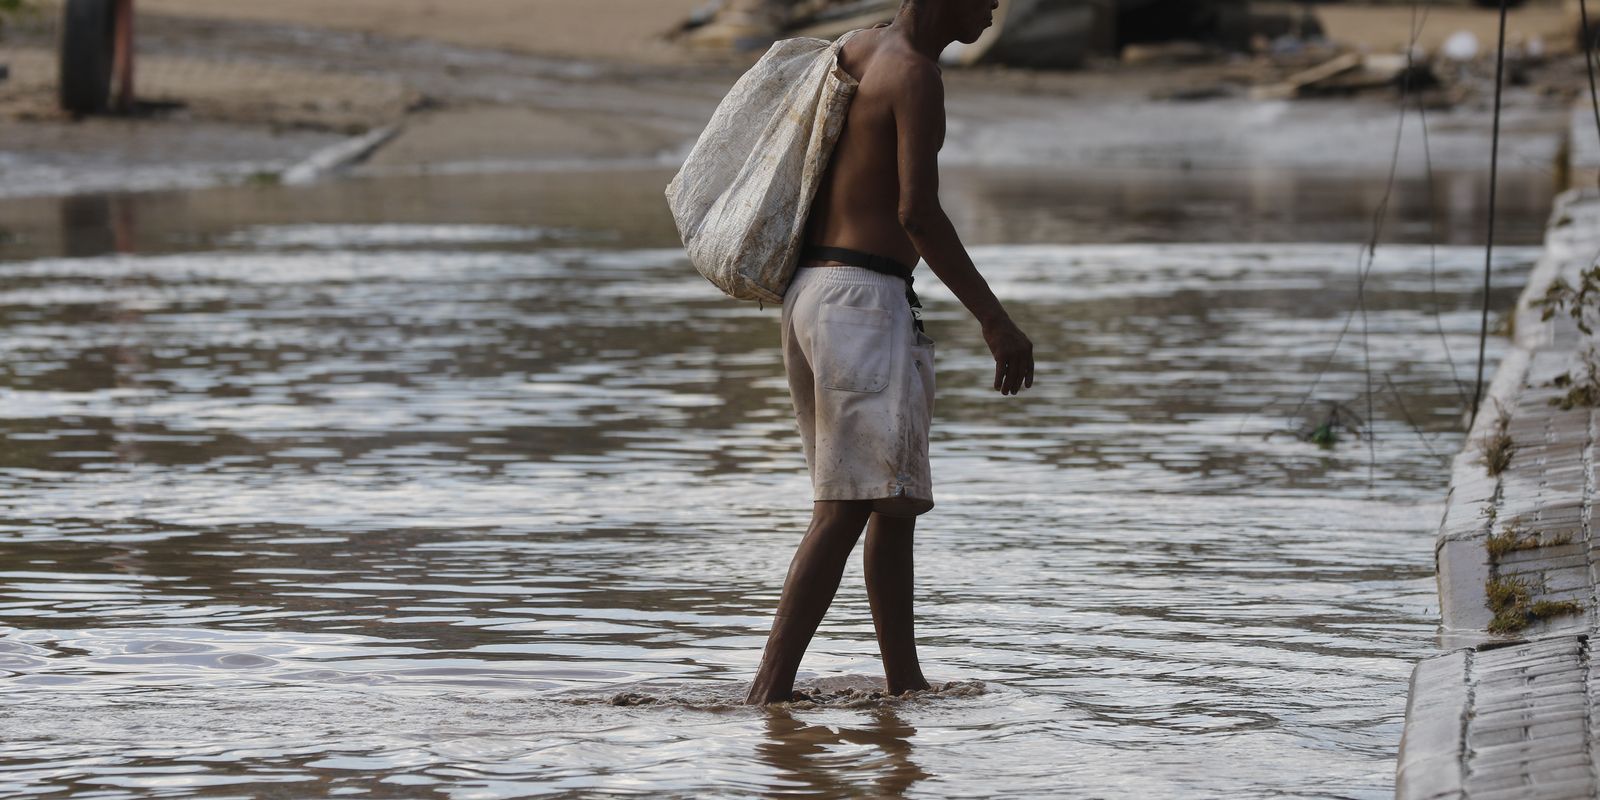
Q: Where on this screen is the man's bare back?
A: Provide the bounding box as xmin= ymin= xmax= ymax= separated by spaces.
xmin=802 ymin=0 xmax=1033 ymax=396
xmin=803 ymin=26 xmax=926 ymax=270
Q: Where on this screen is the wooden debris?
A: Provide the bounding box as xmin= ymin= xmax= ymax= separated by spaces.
xmin=1250 ymin=52 xmax=1361 ymax=100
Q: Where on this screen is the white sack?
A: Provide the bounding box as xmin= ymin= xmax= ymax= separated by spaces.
xmin=665 ymin=31 xmax=862 ymax=305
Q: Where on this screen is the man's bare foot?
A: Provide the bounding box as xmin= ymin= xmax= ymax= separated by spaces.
xmin=887 ymin=678 xmax=931 ymax=696
xmin=745 ymin=688 xmax=795 ymax=705
xmin=743 ymin=675 xmax=789 ymax=705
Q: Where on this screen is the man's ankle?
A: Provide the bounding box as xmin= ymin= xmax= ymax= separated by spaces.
xmin=886 ymin=675 xmax=930 ymax=695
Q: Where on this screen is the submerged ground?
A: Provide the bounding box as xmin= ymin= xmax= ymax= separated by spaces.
xmin=0 ymin=1 xmax=1585 ymax=795
xmin=0 ymin=162 xmax=1553 ymax=797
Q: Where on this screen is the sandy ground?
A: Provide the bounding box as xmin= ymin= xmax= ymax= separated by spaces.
xmin=131 ymin=0 xmax=712 ymax=66
xmin=1313 ymin=4 xmax=1573 ymax=54
xmin=0 ymin=47 xmax=412 ymax=132
xmin=0 ymin=1 xmax=1588 ymax=199
xmin=126 ymin=0 xmax=1581 ymax=63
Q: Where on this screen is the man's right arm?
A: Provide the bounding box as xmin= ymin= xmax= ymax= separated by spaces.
xmin=892 ymin=62 xmax=1034 ymax=396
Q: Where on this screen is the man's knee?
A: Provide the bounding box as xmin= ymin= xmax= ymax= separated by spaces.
xmin=812 ymin=500 xmax=874 ymax=531
xmin=868 ymin=512 xmax=917 ymax=537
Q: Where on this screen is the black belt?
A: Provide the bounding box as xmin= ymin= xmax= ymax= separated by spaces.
xmin=800 ymin=245 xmax=924 ymax=332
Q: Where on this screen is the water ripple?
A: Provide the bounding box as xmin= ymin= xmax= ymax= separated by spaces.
xmin=0 ymin=220 xmax=1533 ymax=798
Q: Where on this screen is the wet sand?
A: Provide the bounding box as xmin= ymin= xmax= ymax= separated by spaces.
xmin=1312 ymin=3 xmax=1571 ymax=54
xmin=129 ymin=0 xmax=711 ymax=66
xmin=128 ymin=0 xmax=1579 ymax=64
xmin=0 ymin=1 xmax=1587 ymax=199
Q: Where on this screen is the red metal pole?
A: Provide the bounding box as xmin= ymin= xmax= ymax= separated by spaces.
xmin=112 ymin=0 xmax=134 ymax=113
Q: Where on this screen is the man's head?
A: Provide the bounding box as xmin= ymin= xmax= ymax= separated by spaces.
xmin=902 ymin=0 xmax=998 ymax=45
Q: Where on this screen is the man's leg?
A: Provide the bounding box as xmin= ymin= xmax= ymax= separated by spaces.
xmin=746 ymin=500 xmax=873 ymax=705
xmin=864 ymin=512 xmax=931 ymax=695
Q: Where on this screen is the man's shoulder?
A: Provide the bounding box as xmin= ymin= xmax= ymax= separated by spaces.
xmin=866 ymin=45 xmax=943 ymax=97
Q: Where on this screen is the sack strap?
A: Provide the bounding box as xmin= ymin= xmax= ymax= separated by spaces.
xmin=800 ymin=244 xmax=924 ymax=332
xmin=833 ymin=27 xmax=868 ymax=53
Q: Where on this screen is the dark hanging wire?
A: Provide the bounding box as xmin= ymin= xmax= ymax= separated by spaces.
xmin=1268 ymin=2 xmax=1434 ymax=466
xmin=1385 ymin=373 xmax=1442 ymax=459
xmin=1574 ymin=2 xmax=1600 ymax=283
xmin=1470 ymin=1 xmax=1510 ymax=426
xmin=1355 ymin=3 xmax=1442 ymax=480
xmin=1582 ymin=0 xmax=1600 ymax=164
xmin=1232 ymin=0 xmax=1470 ymax=466
xmin=1401 ymin=0 xmax=1467 ymax=410
xmin=1285 ymin=59 xmax=1414 ymax=426
xmin=1356 ymin=1 xmax=1438 ymax=480
xmin=1418 ymin=76 xmax=1470 ymax=408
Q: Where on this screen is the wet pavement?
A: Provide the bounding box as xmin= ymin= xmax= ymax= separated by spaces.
xmin=0 ymin=166 xmax=1555 ymax=797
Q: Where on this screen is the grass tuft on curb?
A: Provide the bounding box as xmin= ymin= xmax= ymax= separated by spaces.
xmin=1530 ymin=600 xmax=1584 ymax=619
xmin=1486 ymin=575 xmax=1585 ymax=634
xmin=1477 ymin=403 xmax=1514 ymax=477
xmin=244 ymin=170 xmax=283 ymax=187
xmin=1548 ymin=350 xmax=1600 ymax=410
xmin=1485 ymin=525 xmax=1572 ymax=559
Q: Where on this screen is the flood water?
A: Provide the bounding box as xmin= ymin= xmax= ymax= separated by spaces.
xmin=0 ymin=165 xmax=1551 ymax=798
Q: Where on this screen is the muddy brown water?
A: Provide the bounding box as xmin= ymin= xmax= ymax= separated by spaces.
xmin=0 ymin=165 xmax=1552 ymax=798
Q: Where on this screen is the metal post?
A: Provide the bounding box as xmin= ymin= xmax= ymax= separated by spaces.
xmin=112 ymin=0 xmax=134 ymax=113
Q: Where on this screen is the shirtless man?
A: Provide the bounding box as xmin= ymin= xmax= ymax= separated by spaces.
xmin=746 ymin=0 xmax=1033 ymax=705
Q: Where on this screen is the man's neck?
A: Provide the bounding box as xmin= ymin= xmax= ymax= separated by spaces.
xmin=888 ymin=6 xmax=950 ymax=61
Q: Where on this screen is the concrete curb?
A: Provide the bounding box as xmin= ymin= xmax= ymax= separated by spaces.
xmin=1397 ymin=186 xmax=1600 ymax=799
xmin=1402 ymin=637 xmax=1594 ymax=800
xmin=1396 ymin=650 xmax=1471 ymax=800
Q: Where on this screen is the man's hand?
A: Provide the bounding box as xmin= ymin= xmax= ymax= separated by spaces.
xmin=982 ymin=316 xmax=1033 ymax=395
xmin=886 ymin=50 xmax=1033 ymax=397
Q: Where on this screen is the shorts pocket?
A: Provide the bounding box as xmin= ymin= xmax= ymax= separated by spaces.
xmin=816 ymin=303 xmax=892 ymax=393
xmin=912 ymin=329 xmax=935 ymax=412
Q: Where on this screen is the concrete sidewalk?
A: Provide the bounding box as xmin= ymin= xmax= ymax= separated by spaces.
xmin=1396 ymin=187 xmax=1600 ymax=799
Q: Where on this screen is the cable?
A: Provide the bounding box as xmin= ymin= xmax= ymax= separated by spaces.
xmin=1470 ymin=1 xmax=1510 ymax=426
xmin=1402 ymin=1 xmax=1469 ymax=409
xmin=1582 ymin=0 xmax=1600 ymax=177
xmin=1418 ymin=85 xmax=1471 ymax=407
xmin=1580 ymin=0 xmax=1593 ymax=175
xmin=1571 ymin=2 xmax=1600 ymax=324
xmin=1385 ymin=373 xmax=1444 ymax=459
xmin=1233 ymin=0 xmax=1467 ymax=465
xmin=1282 ymin=1 xmax=1432 ymax=434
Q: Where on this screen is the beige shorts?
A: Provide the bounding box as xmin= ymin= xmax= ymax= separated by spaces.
xmin=781 ymin=266 xmax=935 ymax=516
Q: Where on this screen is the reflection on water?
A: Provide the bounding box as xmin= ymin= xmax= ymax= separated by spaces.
xmin=0 ymin=163 xmax=1556 ymax=262
xmin=760 ymin=706 xmax=929 ymax=798
xmin=0 ymin=169 xmax=1543 ymax=798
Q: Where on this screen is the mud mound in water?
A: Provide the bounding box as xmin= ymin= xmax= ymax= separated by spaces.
xmin=781 ymin=679 xmax=987 ymax=710
xmin=596 ymin=676 xmax=986 ymax=710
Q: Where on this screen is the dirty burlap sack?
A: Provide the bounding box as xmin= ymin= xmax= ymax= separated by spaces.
xmin=665 ymin=30 xmax=864 ymax=305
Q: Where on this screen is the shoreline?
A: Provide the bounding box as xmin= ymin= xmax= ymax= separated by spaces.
xmin=0 ymin=3 xmax=1587 ymax=201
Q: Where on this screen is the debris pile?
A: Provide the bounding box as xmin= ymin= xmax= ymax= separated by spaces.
xmin=671 ymin=0 xmax=1582 ymax=110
